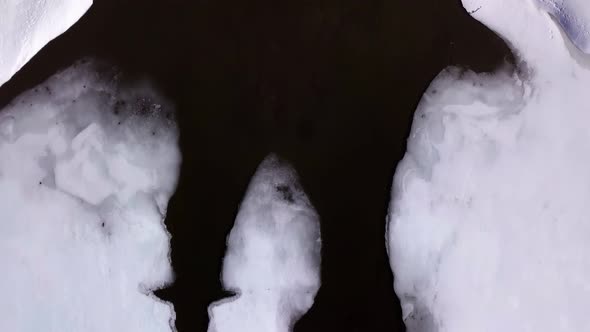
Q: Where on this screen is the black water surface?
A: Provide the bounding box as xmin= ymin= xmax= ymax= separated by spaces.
xmin=0 ymin=0 xmax=513 ymax=331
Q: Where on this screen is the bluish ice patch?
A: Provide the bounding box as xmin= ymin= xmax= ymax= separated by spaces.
xmin=538 ymin=0 xmax=590 ymax=53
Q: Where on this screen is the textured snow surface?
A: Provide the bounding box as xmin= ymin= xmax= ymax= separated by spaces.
xmin=0 ymin=61 xmax=180 ymax=332
xmin=537 ymin=0 xmax=590 ymax=53
xmin=388 ymin=0 xmax=590 ymax=331
xmin=208 ymin=155 xmax=321 ymax=332
xmin=0 ymin=0 xmax=92 ymax=87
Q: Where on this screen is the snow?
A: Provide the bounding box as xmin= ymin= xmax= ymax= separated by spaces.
xmin=0 ymin=0 xmax=92 ymax=88
xmin=0 ymin=61 xmax=180 ymax=332
xmin=208 ymin=155 xmax=322 ymax=332
xmin=537 ymin=0 xmax=590 ymax=54
xmin=388 ymin=0 xmax=590 ymax=331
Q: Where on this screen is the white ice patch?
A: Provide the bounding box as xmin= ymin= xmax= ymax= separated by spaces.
xmin=388 ymin=0 xmax=590 ymax=331
xmin=208 ymin=155 xmax=321 ymax=332
xmin=0 ymin=0 xmax=92 ymax=87
xmin=0 ymin=61 xmax=181 ymax=332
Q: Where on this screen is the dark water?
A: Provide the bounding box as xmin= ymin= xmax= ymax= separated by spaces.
xmin=0 ymin=0 xmax=512 ymax=331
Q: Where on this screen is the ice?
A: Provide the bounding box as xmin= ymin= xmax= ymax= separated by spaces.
xmin=388 ymin=0 xmax=590 ymax=331
xmin=0 ymin=0 xmax=92 ymax=87
xmin=208 ymin=155 xmax=322 ymax=332
xmin=0 ymin=61 xmax=181 ymax=332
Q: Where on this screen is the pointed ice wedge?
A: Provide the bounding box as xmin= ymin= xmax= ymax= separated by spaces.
xmin=208 ymin=155 xmax=321 ymax=332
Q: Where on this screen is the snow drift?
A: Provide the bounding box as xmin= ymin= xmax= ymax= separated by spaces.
xmin=537 ymin=0 xmax=590 ymax=54
xmin=0 ymin=0 xmax=92 ymax=87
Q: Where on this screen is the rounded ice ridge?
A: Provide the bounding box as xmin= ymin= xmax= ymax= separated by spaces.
xmin=0 ymin=60 xmax=181 ymax=332
xmin=388 ymin=0 xmax=590 ymax=331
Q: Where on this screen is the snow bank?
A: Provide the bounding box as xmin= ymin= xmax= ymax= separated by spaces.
xmin=208 ymin=155 xmax=321 ymax=332
xmin=0 ymin=61 xmax=180 ymax=332
xmin=388 ymin=0 xmax=590 ymax=331
xmin=0 ymin=0 xmax=92 ymax=87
